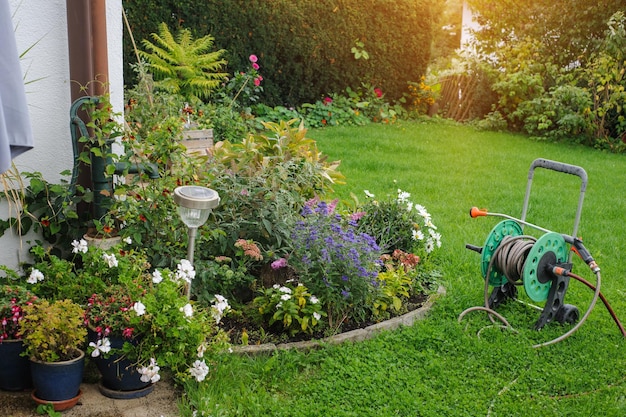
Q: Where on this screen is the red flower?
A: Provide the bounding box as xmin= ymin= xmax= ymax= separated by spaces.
xmin=139 ymin=214 xmax=147 ymax=222
xmin=40 ymin=219 xmax=50 ymax=227
xmin=374 ymin=88 xmax=383 ymax=98
xmin=122 ymin=327 xmax=134 ymax=339
xmin=323 ymin=97 xmax=333 ymax=105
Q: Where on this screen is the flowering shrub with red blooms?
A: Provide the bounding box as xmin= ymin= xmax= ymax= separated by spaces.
xmin=83 ymin=283 xmax=149 ymax=342
xmin=0 ymin=285 xmax=39 ymax=341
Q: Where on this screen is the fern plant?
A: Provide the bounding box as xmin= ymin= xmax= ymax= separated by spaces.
xmin=139 ymin=23 xmax=228 ymax=103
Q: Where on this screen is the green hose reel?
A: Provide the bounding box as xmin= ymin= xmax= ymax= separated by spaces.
xmin=480 ymin=220 xmax=522 ymax=286
xmin=523 ymin=232 xmax=567 ymax=302
xmin=480 ymin=220 xmax=568 ymax=302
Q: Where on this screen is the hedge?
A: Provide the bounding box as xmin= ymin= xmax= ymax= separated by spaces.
xmin=123 ymin=0 xmax=440 ymax=106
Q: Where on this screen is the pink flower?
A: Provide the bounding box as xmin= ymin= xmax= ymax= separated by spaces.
xmin=252 ymin=62 xmax=260 ymax=70
xmin=323 ymin=97 xmax=333 ymax=105
xmin=327 ymin=199 xmax=339 ymax=214
xmin=374 ymin=88 xmax=383 ymax=98
xmin=271 ymin=258 xmax=288 ymax=270
xmin=254 ymin=77 xmax=261 ymax=86
xmin=350 ymin=211 xmax=366 ymax=221
xmin=249 ymin=54 xmax=258 ymax=63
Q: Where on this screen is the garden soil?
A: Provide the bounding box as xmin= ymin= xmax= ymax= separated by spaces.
xmin=0 ymin=378 xmax=181 ymax=417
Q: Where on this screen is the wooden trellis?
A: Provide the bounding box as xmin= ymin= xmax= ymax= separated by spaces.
xmin=437 ymin=74 xmax=480 ymax=122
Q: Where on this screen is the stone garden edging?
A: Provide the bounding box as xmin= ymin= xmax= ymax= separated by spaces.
xmin=233 ymin=285 xmax=446 ymax=355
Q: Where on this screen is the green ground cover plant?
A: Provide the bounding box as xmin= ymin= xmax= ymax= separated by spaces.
xmin=180 ymin=120 xmax=626 ymax=416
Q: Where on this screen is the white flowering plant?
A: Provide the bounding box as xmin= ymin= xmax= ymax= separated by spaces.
xmin=24 ymin=240 xmax=231 ymax=384
xmin=25 ymin=238 xmax=146 ymax=302
xmin=83 ymin=251 xmax=231 ymax=382
xmin=354 ymin=189 xmax=441 ymax=256
xmin=252 ymin=282 xmax=325 ymax=336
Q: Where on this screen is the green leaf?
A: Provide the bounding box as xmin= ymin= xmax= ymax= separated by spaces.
xmin=105 ymin=164 xmax=116 ymax=176
xmin=29 ymin=178 xmax=45 ymax=194
xmin=49 ymin=222 xmax=61 ymax=235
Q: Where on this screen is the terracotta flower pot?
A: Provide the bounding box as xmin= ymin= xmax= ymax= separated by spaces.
xmin=31 ymin=389 xmax=82 ymax=411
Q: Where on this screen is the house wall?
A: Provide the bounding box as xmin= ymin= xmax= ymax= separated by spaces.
xmin=1 ymin=0 xmax=124 ymax=270
xmin=461 ymin=1 xmax=480 ymax=51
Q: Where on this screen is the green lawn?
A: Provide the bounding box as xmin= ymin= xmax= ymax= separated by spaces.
xmin=182 ymin=120 xmax=626 ymax=416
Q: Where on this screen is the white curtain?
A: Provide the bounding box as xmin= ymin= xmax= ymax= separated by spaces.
xmin=0 ymin=0 xmax=34 ymax=174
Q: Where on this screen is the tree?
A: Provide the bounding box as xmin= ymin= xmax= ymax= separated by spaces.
xmin=466 ymin=0 xmax=625 ymax=68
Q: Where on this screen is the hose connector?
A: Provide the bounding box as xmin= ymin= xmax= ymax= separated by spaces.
xmin=571 ymin=237 xmax=601 ymax=273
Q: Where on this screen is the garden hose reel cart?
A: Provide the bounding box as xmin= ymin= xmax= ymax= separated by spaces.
xmin=462 ymin=158 xmax=625 ymax=348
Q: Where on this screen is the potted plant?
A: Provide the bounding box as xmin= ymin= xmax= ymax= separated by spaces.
xmin=0 ymin=283 xmax=39 ymax=391
xmin=20 ymin=238 xmax=231 ymax=397
xmin=19 ymin=299 xmax=87 ymax=410
xmin=79 ymin=242 xmax=231 ymax=397
xmin=84 ymin=282 xmax=156 ymax=397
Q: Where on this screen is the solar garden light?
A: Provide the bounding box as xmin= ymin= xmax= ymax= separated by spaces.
xmin=173 ymin=186 xmax=220 ymax=299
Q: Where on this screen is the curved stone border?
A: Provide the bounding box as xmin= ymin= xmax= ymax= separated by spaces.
xmin=233 ymin=285 xmax=446 ymax=355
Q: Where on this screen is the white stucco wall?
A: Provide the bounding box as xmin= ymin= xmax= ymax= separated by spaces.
xmin=1 ymin=0 xmax=123 ymax=270
xmin=461 ymin=1 xmax=480 ymax=51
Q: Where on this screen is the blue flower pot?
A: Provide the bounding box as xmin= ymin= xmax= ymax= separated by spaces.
xmin=29 ymin=349 xmax=85 ymax=401
xmin=89 ymin=335 xmax=152 ymax=396
xmin=0 ymin=340 xmax=32 ymax=391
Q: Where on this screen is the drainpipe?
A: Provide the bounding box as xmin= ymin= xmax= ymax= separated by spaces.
xmin=66 ymin=0 xmax=110 ymax=220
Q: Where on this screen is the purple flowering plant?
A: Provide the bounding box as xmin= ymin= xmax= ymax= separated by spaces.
xmin=285 ymin=198 xmax=383 ymax=326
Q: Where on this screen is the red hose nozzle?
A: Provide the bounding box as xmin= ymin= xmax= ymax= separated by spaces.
xmin=470 ymin=207 xmax=488 ymax=218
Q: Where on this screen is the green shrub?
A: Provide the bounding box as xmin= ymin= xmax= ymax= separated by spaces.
xmin=372 ymin=269 xmax=411 ymax=317
xmin=20 ymin=299 xmax=87 ymax=362
xmin=515 ymin=85 xmax=593 ymax=142
xmin=354 ymin=189 xmax=441 ymax=256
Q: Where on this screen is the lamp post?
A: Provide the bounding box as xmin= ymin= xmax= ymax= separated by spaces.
xmin=173 ymin=186 xmax=220 ymax=299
